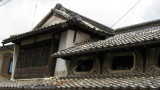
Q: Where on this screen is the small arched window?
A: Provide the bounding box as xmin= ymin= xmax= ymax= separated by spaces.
xmin=112 ymin=55 xmax=134 ymax=70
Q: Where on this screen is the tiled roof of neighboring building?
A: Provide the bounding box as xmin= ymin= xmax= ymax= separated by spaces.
xmin=114 ymin=19 xmax=160 ymax=34
xmin=53 ymin=27 xmax=160 ymax=58
xmin=0 ymin=75 xmax=160 ymax=89
xmin=0 ymin=44 xmax=14 ymax=50
xmin=2 ymin=17 xmax=112 ymax=44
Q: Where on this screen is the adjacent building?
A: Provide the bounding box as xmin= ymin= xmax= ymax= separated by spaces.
xmin=0 ymin=3 xmax=160 ymax=90
xmin=0 ymin=44 xmax=13 ymax=81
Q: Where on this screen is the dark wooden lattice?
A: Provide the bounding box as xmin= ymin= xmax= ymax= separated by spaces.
xmin=15 ymin=39 xmax=52 ymax=79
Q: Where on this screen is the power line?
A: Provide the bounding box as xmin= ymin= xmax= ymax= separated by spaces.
xmin=111 ymin=0 xmax=142 ymax=28
xmin=0 ymin=0 xmax=11 ymax=7
xmin=32 ymin=4 xmax=37 ymax=28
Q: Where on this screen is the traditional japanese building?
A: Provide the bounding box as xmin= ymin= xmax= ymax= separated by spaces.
xmin=0 ymin=3 xmax=160 ymax=90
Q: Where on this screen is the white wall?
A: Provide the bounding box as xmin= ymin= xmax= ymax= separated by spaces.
xmin=42 ymin=16 xmax=66 ymax=27
xmin=55 ymin=30 xmax=75 ymax=77
xmin=55 ymin=30 xmax=91 ymax=77
xmin=75 ymin=31 xmax=90 ymax=43
xmin=11 ymin=44 xmax=20 ymax=80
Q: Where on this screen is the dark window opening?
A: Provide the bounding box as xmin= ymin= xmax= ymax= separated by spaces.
xmin=158 ymin=55 xmax=160 ymax=67
xmin=8 ymin=59 xmax=13 ymax=74
xmin=73 ymin=31 xmax=77 ymax=43
xmin=76 ymin=59 xmax=93 ymax=72
xmin=112 ymin=55 xmax=134 ymax=70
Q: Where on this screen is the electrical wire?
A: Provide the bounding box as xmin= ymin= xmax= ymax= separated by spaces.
xmin=111 ymin=0 xmax=142 ymax=28
xmin=31 ymin=4 xmax=37 ymax=28
xmin=0 ymin=0 xmax=11 ymax=7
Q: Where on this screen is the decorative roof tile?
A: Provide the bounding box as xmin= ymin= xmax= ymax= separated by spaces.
xmin=53 ymin=28 xmax=160 ymax=58
xmin=53 ymin=3 xmax=113 ymax=33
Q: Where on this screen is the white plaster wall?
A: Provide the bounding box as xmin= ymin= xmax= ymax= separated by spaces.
xmin=75 ymin=31 xmax=90 ymax=43
xmin=11 ymin=44 xmax=20 ymax=80
xmin=55 ymin=30 xmax=75 ymax=76
xmin=42 ymin=16 xmax=66 ymax=27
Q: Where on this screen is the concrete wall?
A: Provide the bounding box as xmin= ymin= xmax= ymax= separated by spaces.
xmin=0 ymin=49 xmax=13 ymax=81
xmin=42 ymin=16 xmax=66 ymax=27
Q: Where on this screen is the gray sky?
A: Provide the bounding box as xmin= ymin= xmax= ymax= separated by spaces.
xmin=0 ymin=0 xmax=160 ymax=46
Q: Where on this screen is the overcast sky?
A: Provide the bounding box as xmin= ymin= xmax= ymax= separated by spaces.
xmin=0 ymin=0 xmax=160 ymax=46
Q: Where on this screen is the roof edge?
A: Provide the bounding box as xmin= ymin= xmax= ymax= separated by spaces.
xmin=115 ymin=19 xmax=160 ymax=33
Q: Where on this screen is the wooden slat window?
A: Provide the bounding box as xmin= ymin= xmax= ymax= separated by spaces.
xmin=17 ymin=39 xmax=52 ymax=68
xmin=1 ymin=53 xmax=13 ymax=76
xmin=15 ymin=39 xmax=52 ymax=78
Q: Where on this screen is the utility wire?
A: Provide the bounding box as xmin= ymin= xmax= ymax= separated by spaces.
xmin=111 ymin=0 xmax=142 ymax=28
xmin=31 ymin=4 xmax=37 ymax=28
xmin=0 ymin=0 xmax=11 ymax=7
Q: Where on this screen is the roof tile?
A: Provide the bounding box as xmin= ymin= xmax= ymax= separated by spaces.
xmin=53 ymin=29 xmax=160 ymax=58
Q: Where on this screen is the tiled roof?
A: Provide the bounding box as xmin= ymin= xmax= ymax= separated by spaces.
xmin=0 ymin=75 xmax=160 ymax=89
xmin=53 ymin=3 xmax=113 ymax=33
xmin=53 ymin=27 xmax=160 ymax=58
xmin=0 ymin=44 xmax=14 ymax=50
xmin=115 ymin=19 xmax=160 ymax=34
xmin=2 ymin=17 xmax=111 ymax=44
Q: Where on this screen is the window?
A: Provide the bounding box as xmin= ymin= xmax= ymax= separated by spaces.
xmin=15 ymin=39 xmax=52 ymax=79
xmin=73 ymin=31 xmax=77 ymax=43
xmin=158 ymin=55 xmax=160 ymax=67
xmin=8 ymin=59 xmax=13 ymax=74
xmin=76 ymin=59 xmax=93 ymax=72
xmin=112 ymin=55 xmax=134 ymax=70
xmin=17 ymin=39 xmax=51 ymax=68
xmin=1 ymin=53 xmax=13 ymax=76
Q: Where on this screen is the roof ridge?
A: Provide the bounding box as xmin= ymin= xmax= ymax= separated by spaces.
xmin=115 ymin=19 xmax=160 ymax=33
xmin=54 ymin=3 xmax=113 ymax=32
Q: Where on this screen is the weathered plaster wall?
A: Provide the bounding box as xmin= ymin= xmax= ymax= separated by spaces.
xmin=0 ymin=49 xmax=13 ymax=81
xmin=75 ymin=31 xmax=90 ymax=43
xmin=146 ymin=48 xmax=160 ymax=73
xmin=42 ymin=16 xmax=66 ymax=27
